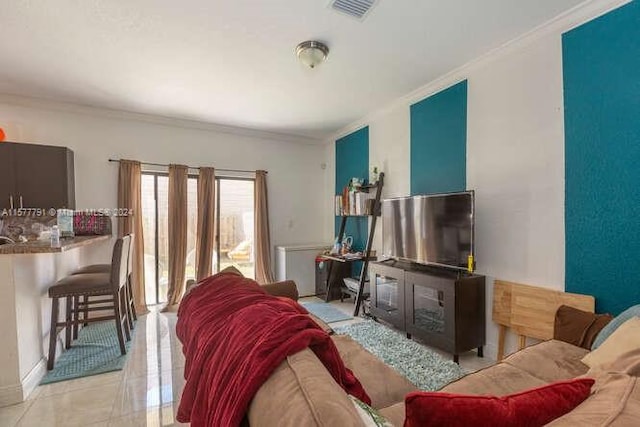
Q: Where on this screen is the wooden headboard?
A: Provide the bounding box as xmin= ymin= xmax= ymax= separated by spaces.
xmin=492 ymin=280 xmax=595 ymax=360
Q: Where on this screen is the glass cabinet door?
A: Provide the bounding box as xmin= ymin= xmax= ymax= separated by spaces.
xmin=375 ymin=274 xmax=400 ymax=313
xmin=413 ymin=285 xmax=446 ymax=334
xmin=369 ymin=264 xmax=405 ymax=329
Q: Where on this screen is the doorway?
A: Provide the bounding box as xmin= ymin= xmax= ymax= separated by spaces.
xmin=141 ymin=173 xmax=255 ymax=306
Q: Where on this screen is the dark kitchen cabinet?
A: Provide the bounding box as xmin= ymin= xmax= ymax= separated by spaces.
xmin=0 ymin=142 xmax=75 ymax=210
xmin=0 ymin=143 xmax=15 ymax=210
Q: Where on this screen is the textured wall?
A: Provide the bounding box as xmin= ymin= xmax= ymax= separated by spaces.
xmin=563 ymin=0 xmax=640 ymax=315
xmin=410 ymin=81 xmax=467 ymax=195
xmin=335 ymin=127 xmax=369 ymax=269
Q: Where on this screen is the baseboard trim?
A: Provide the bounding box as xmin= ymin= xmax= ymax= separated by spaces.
xmin=0 ymin=358 xmax=46 ymax=407
xmin=21 ymin=358 xmax=46 ymax=400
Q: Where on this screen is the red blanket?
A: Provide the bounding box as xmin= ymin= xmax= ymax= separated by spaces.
xmin=176 ymin=272 xmax=370 ymax=427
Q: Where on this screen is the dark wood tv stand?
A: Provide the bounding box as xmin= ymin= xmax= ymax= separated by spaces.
xmin=369 ymin=260 xmax=486 ymax=363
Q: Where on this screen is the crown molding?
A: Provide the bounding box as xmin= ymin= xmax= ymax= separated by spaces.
xmin=0 ymin=92 xmax=325 ymax=145
xmin=326 ymin=0 xmax=632 ymax=144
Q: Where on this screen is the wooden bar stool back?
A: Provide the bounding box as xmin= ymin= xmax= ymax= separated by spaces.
xmin=71 ymin=233 xmax=137 ymax=336
xmin=125 ymin=233 xmax=137 ymax=329
xmin=46 ymin=235 xmax=131 ymax=370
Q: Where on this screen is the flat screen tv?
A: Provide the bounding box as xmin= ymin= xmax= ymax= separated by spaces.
xmin=382 ymin=191 xmax=474 ymax=271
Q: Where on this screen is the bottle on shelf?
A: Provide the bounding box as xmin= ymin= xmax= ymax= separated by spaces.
xmin=331 ymin=237 xmax=342 ymax=255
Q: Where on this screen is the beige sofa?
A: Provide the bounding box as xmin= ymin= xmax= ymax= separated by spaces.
xmin=251 ymin=337 xmax=640 ymax=426
xmin=248 ymin=280 xmax=640 ymax=426
xmin=378 ymin=339 xmax=640 ymax=426
xmin=248 ymin=334 xmax=418 ymax=426
xmin=245 ymin=280 xmax=418 ymax=426
xmin=185 ymin=275 xmax=418 ymax=425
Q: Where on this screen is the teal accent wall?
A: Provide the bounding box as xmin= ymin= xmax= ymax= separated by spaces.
xmin=563 ymin=1 xmax=640 ymax=315
xmin=335 ymin=127 xmax=369 ymax=253
xmin=410 ymin=80 xmax=467 ymax=195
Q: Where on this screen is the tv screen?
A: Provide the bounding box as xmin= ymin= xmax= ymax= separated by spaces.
xmin=382 ymin=191 xmax=474 ymax=270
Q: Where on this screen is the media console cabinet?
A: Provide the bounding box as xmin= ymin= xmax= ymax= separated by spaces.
xmin=369 ymin=260 xmax=486 ymax=363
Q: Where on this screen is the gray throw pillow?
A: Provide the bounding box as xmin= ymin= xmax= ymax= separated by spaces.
xmin=591 ymin=304 xmax=640 ymax=350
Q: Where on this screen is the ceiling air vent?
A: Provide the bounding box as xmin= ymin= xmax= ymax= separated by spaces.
xmin=330 ymin=0 xmax=379 ymax=21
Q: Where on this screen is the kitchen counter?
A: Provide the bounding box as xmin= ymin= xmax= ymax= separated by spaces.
xmin=0 ymin=235 xmax=110 ymax=255
xmin=0 ymin=234 xmax=111 ymax=406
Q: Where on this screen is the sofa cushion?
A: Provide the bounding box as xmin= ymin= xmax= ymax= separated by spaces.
xmin=378 ymin=402 xmax=405 ymax=427
xmin=554 ymin=305 xmax=612 ymax=349
xmin=248 ymin=348 xmax=363 ymax=427
xmin=220 ymin=265 xmax=244 ymax=276
xmin=582 ymin=317 xmax=640 ymax=370
xmin=546 ymin=373 xmax=640 ymax=426
xmin=405 ymin=378 xmax=594 ymax=427
xmin=582 ymin=313 xmax=614 ymax=350
xmin=503 ymin=340 xmax=589 ymax=383
xmin=587 ymin=347 xmax=640 ymax=376
xmin=554 ymin=304 xmax=596 ymax=347
xmin=441 ymin=362 xmax=547 ymax=395
xmin=261 ymin=280 xmax=299 ymax=300
xmin=332 ymin=334 xmax=418 ymax=409
xmin=592 ymin=304 xmax=640 ymax=349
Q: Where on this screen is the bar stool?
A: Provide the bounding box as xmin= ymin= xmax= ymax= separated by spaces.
xmin=72 ymin=234 xmax=137 ymax=331
xmin=47 ymin=235 xmax=131 ymax=370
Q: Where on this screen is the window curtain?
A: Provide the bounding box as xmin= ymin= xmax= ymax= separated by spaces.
xmin=196 ymin=167 xmax=216 ymax=281
xmin=254 ymin=170 xmax=275 ymax=284
xmin=117 ymin=160 xmax=148 ymax=314
xmin=164 ymin=164 xmax=189 ymax=310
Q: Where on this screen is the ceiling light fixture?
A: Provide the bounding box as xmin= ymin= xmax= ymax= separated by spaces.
xmin=296 ymin=41 xmax=329 ymax=69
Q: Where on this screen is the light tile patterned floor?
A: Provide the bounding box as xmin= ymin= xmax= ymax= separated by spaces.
xmin=1 ymin=307 xmax=187 ymax=427
xmin=0 ymin=298 xmax=495 ymax=426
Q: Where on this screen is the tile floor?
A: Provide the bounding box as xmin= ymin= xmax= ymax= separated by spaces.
xmin=0 ymin=298 xmax=495 ymax=427
xmin=1 ymin=308 xmax=187 ymax=427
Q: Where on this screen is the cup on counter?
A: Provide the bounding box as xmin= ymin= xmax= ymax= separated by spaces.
xmin=56 ymin=209 xmax=74 ymax=238
xmin=50 ymin=225 xmax=60 ymax=248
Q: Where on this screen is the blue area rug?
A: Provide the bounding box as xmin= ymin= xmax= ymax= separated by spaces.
xmin=40 ymin=321 xmax=132 ymax=385
xmin=334 ymin=320 xmax=464 ymax=390
xmin=302 ymin=302 xmax=353 ymax=324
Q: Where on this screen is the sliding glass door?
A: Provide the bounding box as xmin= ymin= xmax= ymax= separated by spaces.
xmin=217 ymin=178 xmax=255 ymax=278
xmin=141 ymin=173 xmax=255 ymax=305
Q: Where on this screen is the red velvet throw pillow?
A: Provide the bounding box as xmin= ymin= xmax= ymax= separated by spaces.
xmin=404 ymin=378 xmax=594 ymax=427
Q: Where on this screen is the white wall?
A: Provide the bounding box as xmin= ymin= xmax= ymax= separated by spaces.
xmin=466 ymin=33 xmax=566 ymax=356
xmin=368 ymin=105 xmax=411 ymax=253
xmin=468 ymin=33 xmax=565 ymax=287
xmin=0 ymin=99 xmax=328 ymax=400
xmin=323 ymin=0 xmax=630 ymax=359
xmin=0 ymin=97 xmax=328 ymax=263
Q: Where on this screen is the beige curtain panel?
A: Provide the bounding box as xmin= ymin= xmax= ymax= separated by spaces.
xmin=196 ymin=167 xmax=216 ymax=281
xmin=117 ymin=160 xmax=148 ymax=314
xmin=164 ymin=164 xmax=189 ymax=309
xmin=255 ymin=170 xmax=275 ymax=284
